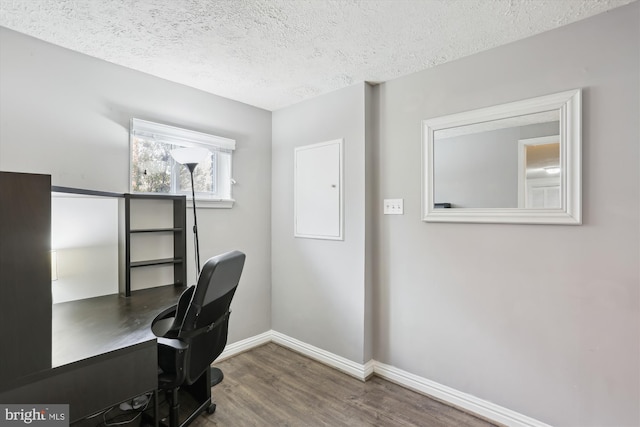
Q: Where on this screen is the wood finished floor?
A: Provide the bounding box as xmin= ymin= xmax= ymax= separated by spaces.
xmin=187 ymin=343 xmax=497 ymax=427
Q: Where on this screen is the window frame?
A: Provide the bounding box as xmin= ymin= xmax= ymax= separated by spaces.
xmin=129 ymin=118 xmax=236 ymax=208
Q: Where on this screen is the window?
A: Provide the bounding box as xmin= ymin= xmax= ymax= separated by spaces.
xmin=130 ymin=119 xmax=236 ymax=207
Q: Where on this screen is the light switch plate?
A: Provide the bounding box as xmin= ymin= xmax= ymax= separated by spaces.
xmin=384 ymin=199 xmax=404 ymax=215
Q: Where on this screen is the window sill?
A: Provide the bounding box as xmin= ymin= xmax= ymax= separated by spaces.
xmin=187 ymin=198 xmax=235 ymax=209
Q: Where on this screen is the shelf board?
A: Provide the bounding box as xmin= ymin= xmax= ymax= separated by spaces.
xmin=130 ymin=258 xmax=183 ymax=268
xmin=125 ymin=193 xmax=187 ymax=201
xmin=130 ymin=228 xmax=184 ymax=233
xmin=52 ymin=186 xmax=123 ymax=198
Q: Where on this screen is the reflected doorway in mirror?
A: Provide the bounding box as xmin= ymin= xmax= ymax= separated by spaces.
xmin=517 ymin=135 xmax=561 ymax=209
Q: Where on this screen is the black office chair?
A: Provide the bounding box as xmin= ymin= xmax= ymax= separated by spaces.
xmin=150 ymin=250 xmax=245 ymax=427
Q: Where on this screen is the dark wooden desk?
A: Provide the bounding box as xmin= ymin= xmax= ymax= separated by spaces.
xmin=0 ymin=285 xmax=184 ymax=423
xmin=52 ymin=285 xmax=184 ymax=367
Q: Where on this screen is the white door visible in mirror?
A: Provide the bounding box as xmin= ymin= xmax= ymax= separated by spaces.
xmin=517 ymin=135 xmax=561 ymax=209
xmin=422 ymin=89 xmax=581 ymax=224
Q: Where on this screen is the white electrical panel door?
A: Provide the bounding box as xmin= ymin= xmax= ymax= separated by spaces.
xmin=294 ymin=139 xmax=343 ymax=240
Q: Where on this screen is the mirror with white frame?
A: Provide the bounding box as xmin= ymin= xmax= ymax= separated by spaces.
xmin=422 ymin=89 xmax=581 ymax=224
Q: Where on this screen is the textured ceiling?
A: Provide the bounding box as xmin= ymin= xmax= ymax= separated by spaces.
xmin=0 ymin=0 xmax=634 ymax=111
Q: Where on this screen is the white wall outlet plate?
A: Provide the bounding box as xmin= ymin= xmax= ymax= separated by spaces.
xmin=384 ymin=199 xmax=404 ymax=215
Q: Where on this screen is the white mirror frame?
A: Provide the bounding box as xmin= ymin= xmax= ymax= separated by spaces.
xmin=422 ymin=89 xmax=582 ymax=225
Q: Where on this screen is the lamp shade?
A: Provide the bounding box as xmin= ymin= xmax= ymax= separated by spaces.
xmin=170 ymin=147 xmax=209 ymax=165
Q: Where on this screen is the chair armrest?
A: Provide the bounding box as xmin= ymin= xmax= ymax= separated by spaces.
xmin=151 ymin=304 xmax=179 ymax=337
xmin=157 ymin=337 xmax=189 ymax=351
xmin=157 ymin=337 xmax=189 ymax=389
xmin=152 ymin=285 xmax=195 ymax=335
xmin=154 ymin=304 xmax=178 ymax=322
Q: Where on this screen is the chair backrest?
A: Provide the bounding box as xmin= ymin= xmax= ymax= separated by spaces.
xmin=178 ymin=250 xmax=245 ymax=384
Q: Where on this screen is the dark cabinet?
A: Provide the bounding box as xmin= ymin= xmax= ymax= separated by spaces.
xmin=0 ymin=171 xmax=52 ymax=387
xmin=123 ymin=193 xmax=187 ymax=296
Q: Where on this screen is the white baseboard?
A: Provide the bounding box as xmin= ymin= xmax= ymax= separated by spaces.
xmin=373 ymin=362 xmax=552 ymax=427
xmin=218 ymin=330 xmax=272 ymax=361
xmin=220 ymin=330 xmax=372 ymax=380
xmin=271 ymin=330 xmax=372 ymax=381
xmin=219 ymin=330 xmax=551 ymax=427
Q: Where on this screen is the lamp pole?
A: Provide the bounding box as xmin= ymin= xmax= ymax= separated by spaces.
xmin=185 ymin=163 xmax=201 ymax=276
xmin=170 ymin=147 xmax=209 ymax=282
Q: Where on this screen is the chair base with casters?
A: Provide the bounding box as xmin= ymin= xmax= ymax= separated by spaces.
xmin=149 ymin=250 xmax=246 ymax=427
xmin=151 ymin=302 xmax=218 ymax=427
xmin=158 ymin=366 xmax=224 ymax=427
xmin=140 ymin=366 xmax=224 ymax=427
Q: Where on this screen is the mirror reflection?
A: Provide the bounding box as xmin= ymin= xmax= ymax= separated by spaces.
xmin=433 ymin=110 xmax=560 ymax=209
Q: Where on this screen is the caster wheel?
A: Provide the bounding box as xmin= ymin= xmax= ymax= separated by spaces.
xmin=206 ymin=403 xmax=217 ymax=414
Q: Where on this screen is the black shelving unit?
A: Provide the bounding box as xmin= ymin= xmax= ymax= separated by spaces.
xmin=124 ymin=193 xmax=187 ymax=297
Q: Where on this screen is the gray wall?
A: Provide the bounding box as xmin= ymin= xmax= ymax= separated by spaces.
xmin=0 ymin=28 xmax=273 ymax=343
xmin=272 ymin=83 xmax=372 ymax=363
xmin=374 ymin=3 xmax=638 ymax=426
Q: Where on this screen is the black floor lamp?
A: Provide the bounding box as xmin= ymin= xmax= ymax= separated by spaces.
xmin=171 ymin=147 xmax=209 ymax=278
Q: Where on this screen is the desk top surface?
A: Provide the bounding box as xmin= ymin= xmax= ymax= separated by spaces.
xmin=52 ymin=285 xmax=184 ymax=367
